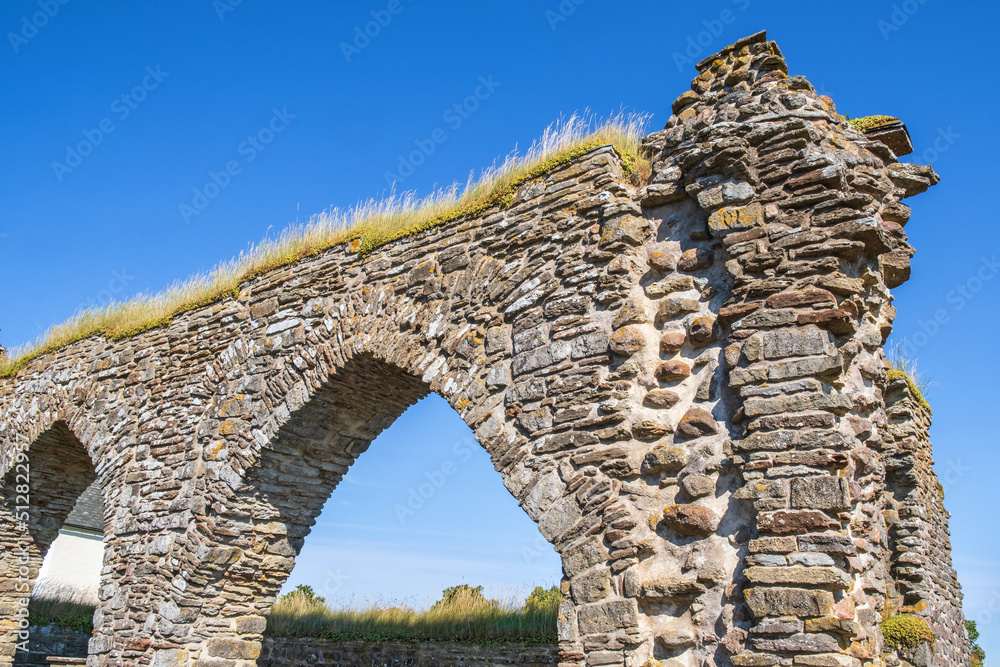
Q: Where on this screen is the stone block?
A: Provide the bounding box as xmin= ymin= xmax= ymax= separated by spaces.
xmin=707 ymin=202 xmax=764 ymax=235
xmin=571 ymin=569 xmax=612 ymax=603
xmin=744 ymin=587 xmax=836 ymax=619
xmin=577 ymin=599 xmax=639 ymax=634
xmin=562 ymin=537 xmax=608 ymax=578
xmin=790 ymin=476 xmax=850 ymax=511
xmin=206 ymin=638 xmax=261 ymax=660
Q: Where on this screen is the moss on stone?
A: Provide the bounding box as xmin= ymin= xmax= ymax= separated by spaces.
xmin=880 ymin=614 xmax=934 ymax=650
xmin=886 ymin=368 xmax=931 ymax=414
xmin=847 ymin=115 xmax=901 ymax=132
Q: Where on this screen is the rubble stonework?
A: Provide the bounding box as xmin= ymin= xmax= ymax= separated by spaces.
xmin=0 ymin=31 xmax=967 ymax=667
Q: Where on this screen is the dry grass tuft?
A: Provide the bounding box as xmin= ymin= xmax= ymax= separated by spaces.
xmin=0 ymin=111 xmax=649 ymax=379
xmin=886 ymin=344 xmax=932 ymax=413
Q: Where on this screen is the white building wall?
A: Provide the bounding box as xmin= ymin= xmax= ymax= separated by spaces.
xmin=35 ymin=527 xmax=103 ymax=604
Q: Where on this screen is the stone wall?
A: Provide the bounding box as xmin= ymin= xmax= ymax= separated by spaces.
xmin=0 ymin=30 xmax=967 ymax=667
xmin=13 ymin=625 xmax=89 ymax=667
xmin=880 ymin=376 xmax=968 ymax=665
xmin=259 ymin=638 xmax=557 ymax=667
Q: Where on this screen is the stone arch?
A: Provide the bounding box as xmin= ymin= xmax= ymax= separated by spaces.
xmin=129 ymin=297 xmax=622 ymax=666
xmin=0 ymin=421 xmax=105 ymax=665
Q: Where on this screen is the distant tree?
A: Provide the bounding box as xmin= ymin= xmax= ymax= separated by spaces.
xmin=967 ymin=620 xmax=986 ymax=667
xmin=522 ymin=585 xmax=561 ymax=616
xmin=280 ymin=584 xmax=326 ymax=607
xmin=432 ymin=584 xmax=497 ymax=610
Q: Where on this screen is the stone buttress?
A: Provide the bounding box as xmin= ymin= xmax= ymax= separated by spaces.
xmin=0 ymin=31 xmax=967 ymax=667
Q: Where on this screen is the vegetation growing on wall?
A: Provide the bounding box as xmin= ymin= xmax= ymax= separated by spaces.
xmin=0 ymin=112 xmax=649 ymax=380
xmin=886 ymin=346 xmax=932 ymax=413
xmin=847 ymin=114 xmax=901 ymax=132
xmin=880 ymin=614 xmax=935 ymax=650
xmin=264 ymin=584 xmax=560 ymax=643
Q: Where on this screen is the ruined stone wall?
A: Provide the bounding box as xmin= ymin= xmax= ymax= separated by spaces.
xmin=258 ymin=638 xmax=558 ymax=667
xmin=13 ymin=625 xmax=90 ymax=667
xmin=881 ymin=376 xmax=968 ymax=665
xmin=0 ymin=30 xmax=966 ymax=667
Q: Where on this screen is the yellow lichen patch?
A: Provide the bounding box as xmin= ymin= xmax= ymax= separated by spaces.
xmin=219 ymin=421 xmax=235 ymax=436
xmin=206 ymin=441 xmax=225 ymax=460
xmin=455 ymin=396 xmax=470 ymax=411
xmin=847 ymin=115 xmax=901 ymax=132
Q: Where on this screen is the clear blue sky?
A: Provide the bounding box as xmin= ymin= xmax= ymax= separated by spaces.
xmin=2 ymin=0 xmax=997 ymax=654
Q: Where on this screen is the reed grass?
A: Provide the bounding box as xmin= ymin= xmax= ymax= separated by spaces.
xmin=0 ymin=111 xmax=649 ymax=379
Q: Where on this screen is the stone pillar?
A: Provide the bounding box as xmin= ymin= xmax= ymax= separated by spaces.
xmin=638 ymin=30 xmax=947 ymax=666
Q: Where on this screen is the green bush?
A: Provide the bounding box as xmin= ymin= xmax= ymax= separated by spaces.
xmin=881 ymin=614 xmax=934 ymax=650
xmin=522 ymin=586 xmax=561 ymax=616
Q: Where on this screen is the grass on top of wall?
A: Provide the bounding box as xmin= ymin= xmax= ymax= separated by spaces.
xmin=264 ymin=585 xmax=560 ymax=644
xmin=885 ymin=345 xmax=932 ymax=413
xmin=0 ymin=112 xmax=649 ymax=380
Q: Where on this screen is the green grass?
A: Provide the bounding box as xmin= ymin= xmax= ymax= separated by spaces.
xmin=265 ymin=584 xmax=559 ymax=644
xmin=0 ymin=112 xmax=650 ymax=379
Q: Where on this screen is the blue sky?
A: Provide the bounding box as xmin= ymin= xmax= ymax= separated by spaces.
xmin=3 ymin=0 xmax=997 ymax=654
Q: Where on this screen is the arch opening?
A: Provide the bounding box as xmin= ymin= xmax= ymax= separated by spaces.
xmin=272 ymin=391 xmax=563 ymax=638
xmin=181 ymin=352 xmax=565 ymax=654
xmin=0 ymin=422 xmax=106 ymax=666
